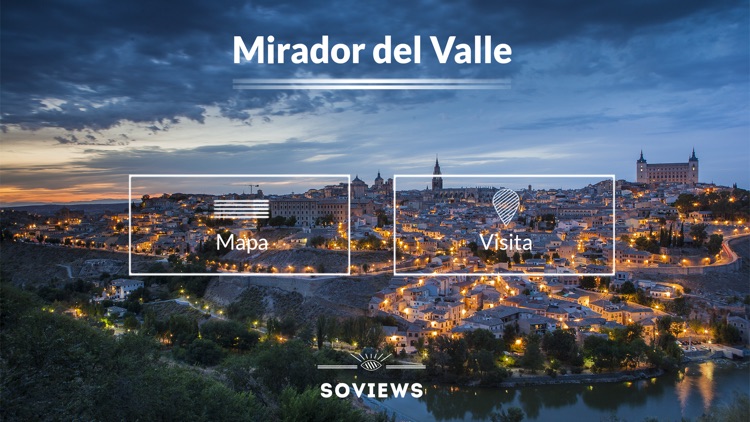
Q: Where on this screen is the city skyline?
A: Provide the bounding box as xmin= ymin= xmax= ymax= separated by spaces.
xmin=1 ymin=1 xmax=748 ymax=205
xmin=131 ymin=175 xmax=350 ymax=199
xmin=0 ymin=148 xmax=739 ymax=207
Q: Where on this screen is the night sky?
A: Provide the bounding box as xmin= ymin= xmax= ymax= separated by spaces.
xmin=1 ymin=0 xmax=748 ymax=204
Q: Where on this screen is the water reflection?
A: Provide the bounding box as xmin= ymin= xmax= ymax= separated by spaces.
xmin=388 ymin=361 xmax=750 ymax=421
xmin=419 ymin=384 xmax=514 ymax=420
xmin=515 ymin=386 xmax=578 ymax=418
xmin=580 ymin=377 xmax=665 ymax=412
xmin=699 ymin=361 xmax=715 ymax=411
xmin=676 ymin=361 xmax=716 ymax=413
xmin=418 ymin=379 xmax=670 ymax=420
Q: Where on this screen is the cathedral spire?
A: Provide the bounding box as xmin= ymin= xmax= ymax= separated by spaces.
xmin=637 ymin=150 xmax=647 ymax=163
xmin=432 ymin=154 xmax=443 ymax=191
xmin=690 ymin=147 xmax=698 ymax=161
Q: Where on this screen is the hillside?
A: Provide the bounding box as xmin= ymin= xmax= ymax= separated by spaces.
xmin=203 ymin=273 xmax=391 ymax=322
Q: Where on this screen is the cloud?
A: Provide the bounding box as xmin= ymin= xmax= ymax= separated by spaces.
xmin=0 ymin=0 xmax=747 ymax=201
xmin=53 ymin=133 xmax=129 ymax=146
xmin=1 ymin=0 xmax=745 ymax=133
xmin=301 ymin=154 xmax=346 ymax=163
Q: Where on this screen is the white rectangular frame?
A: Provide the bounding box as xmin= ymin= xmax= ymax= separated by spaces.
xmin=392 ymin=174 xmax=616 ymax=277
xmin=129 ymin=174 xmax=351 ymax=277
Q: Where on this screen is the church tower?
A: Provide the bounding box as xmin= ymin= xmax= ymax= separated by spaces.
xmin=432 ymin=156 xmax=443 ymax=191
xmin=636 ymin=150 xmax=648 ymax=183
xmin=688 ymin=148 xmax=699 ymax=184
xmin=374 ymin=170 xmax=384 ymax=188
xmin=351 ymin=175 xmax=367 ymax=199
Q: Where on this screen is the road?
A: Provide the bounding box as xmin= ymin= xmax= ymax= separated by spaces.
xmin=57 ymin=264 xmax=74 ymax=279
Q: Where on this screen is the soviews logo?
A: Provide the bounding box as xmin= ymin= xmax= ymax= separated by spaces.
xmin=318 ymin=351 xmax=425 ymax=399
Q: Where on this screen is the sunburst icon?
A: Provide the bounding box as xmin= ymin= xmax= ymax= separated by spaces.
xmin=350 ymin=352 xmax=391 ymax=372
xmin=316 ymin=350 xmax=425 ymax=371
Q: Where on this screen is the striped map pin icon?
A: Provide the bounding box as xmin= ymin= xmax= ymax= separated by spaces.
xmin=492 ymin=189 xmax=520 ymax=226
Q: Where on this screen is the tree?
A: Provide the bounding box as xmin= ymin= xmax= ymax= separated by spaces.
xmin=471 ymin=349 xmax=497 ymax=376
xmin=634 ymin=236 xmax=660 ymax=254
xmin=315 ymin=314 xmax=329 ymax=350
xmin=541 ymin=329 xmax=577 ymax=363
xmin=297 ymin=324 xmax=314 ymax=346
xmin=631 ymin=289 xmax=654 ymax=307
xmin=654 ymin=317 xmax=684 ymax=369
xmin=712 ymin=321 xmax=742 ymax=345
xmin=687 ymin=319 xmax=705 ymax=334
xmin=502 ymin=322 xmax=520 ymax=349
xmin=375 ymin=209 xmax=390 ymax=228
xmin=656 ymin=316 xmax=683 ymax=337
xmin=253 ymin=340 xmax=328 ymax=394
xmin=123 ymin=313 xmax=139 ymax=330
xmin=0 ymin=285 xmax=267 ymax=421
xmin=690 ymin=223 xmax=708 ymax=247
xmin=308 ymin=235 xmax=326 ymax=248
xmin=168 ymin=314 xmax=199 ymax=347
xmin=660 ymin=224 xmax=674 ymax=247
xmin=279 ymin=387 xmax=364 ymax=422
xmin=415 ymin=337 xmax=426 ymax=354
xmin=620 ymin=281 xmax=636 ymax=294
xmin=580 ymin=276 xmax=597 ymax=289
xmin=676 ymin=223 xmax=685 ymax=247
xmin=464 ymin=328 xmax=503 ymax=354
xmin=583 ymin=335 xmax=620 ymax=370
xmin=520 ymin=334 xmax=544 ymax=372
xmin=266 ymin=317 xmax=280 ymax=338
xmin=674 ymin=193 xmax=699 ymax=213
xmin=706 ymin=234 xmax=723 ymax=255
xmin=426 ymin=336 xmax=469 ymax=376
xmin=598 ymin=277 xmax=611 ymax=290
xmin=621 ymin=337 xmax=649 ymax=369
xmin=314 ymin=214 xmax=335 ymax=227
xmin=278 ymin=316 xmax=298 ymax=338
xmin=665 ymin=297 xmax=691 ymax=317
xmin=612 ymin=323 xmax=644 ymax=344
xmin=491 ymin=407 xmax=525 ymax=422
xmin=200 ymin=319 xmax=259 ymax=350
xmin=185 ymin=339 xmax=224 ymax=366
xmin=337 ymin=316 xmax=384 ymax=348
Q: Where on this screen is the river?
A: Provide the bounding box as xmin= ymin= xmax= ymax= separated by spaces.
xmin=366 ymin=360 xmax=749 ymax=421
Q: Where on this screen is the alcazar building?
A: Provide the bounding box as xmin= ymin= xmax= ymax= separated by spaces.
xmin=636 ymin=149 xmax=699 ymax=185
